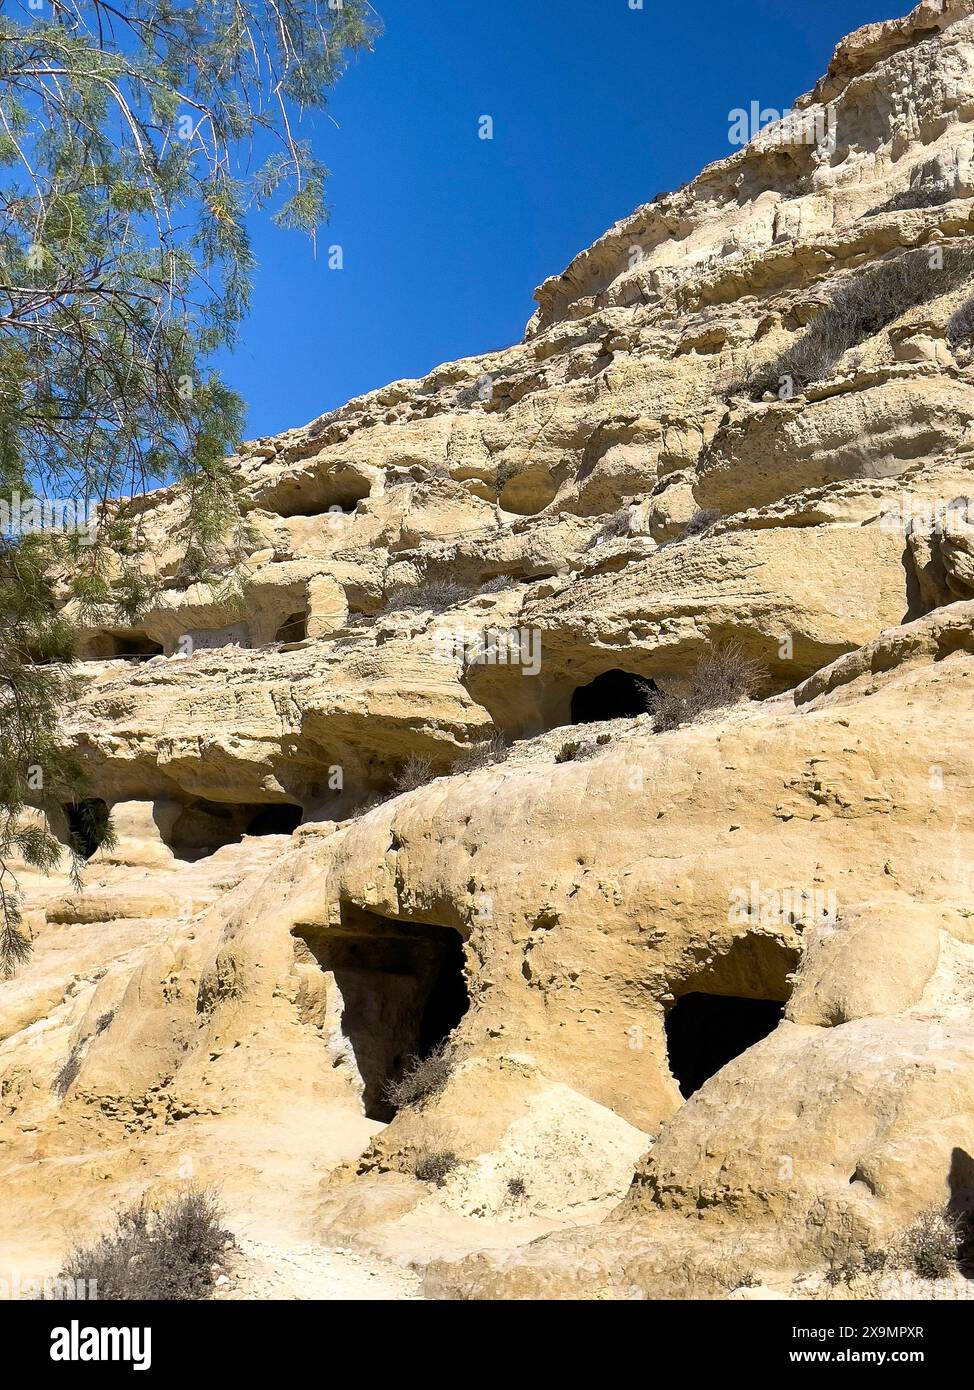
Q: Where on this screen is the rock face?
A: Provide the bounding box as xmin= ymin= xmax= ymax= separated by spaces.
xmin=4 ymin=0 xmax=974 ymax=1299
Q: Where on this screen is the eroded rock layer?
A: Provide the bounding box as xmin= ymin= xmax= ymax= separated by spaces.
xmin=4 ymin=0 xmax=974 ymax=1299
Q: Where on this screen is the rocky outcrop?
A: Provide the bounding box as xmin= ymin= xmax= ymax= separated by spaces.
xmin=4 ymin=0 xmax=974 ymax=1299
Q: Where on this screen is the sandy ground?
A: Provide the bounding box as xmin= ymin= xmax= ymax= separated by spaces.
xmin=217 ymin=1236 xmax=424 ymax=1300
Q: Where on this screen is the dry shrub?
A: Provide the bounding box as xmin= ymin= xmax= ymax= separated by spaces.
xmin=947 ymin=294 xmax=974 ymax=348
xmin=680 ymin=508 xmax=720 ymax=540
xmin=896 ymin=1208 xmax=962 ymax=1280
xmin=452 ymin=731 xmax=510 ymax=773
xmin=53 ymin=1011 xmax=114 ymax=1097
xmin=747 ymin=244 xmax=974 ymax=397
xmin=382 ymin=1040 xmax=455 ymax=1111
xmin=386 ymin=578 xmax=470 ymax=612
xmin=59 ymin=1190 xmax=231 ymax=1300
xmin=588 ymin=509 xmax=631 ymax=548
xmin=650 ymin=641 xmax=763 ymax=732
xmin=825 ymin=1208 xmax=969 ymax=1286
xmin=824 ymin=1247 xmax=888 ymax=1286
xmin=392 ymin=754 xmax=435 ymax=794
xmin=556 ymin=733 xmax=613 ymax=763
xmin=413 ymin=1149 xmax=459 ymax=1186
xmin=494 ymin=460 xmax=518 ymax=493
xmin=868 ymin=180 xmax=953 ymax=216
xmin=53 ymin=1042 xmax=84 ymax=1097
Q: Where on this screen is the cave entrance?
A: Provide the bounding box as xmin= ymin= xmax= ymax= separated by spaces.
xmin=246 ymin=804 xmax=303 ymax=836
xmin=62 ymin=799 xmax=111 ymax=859
xmin=165 ymin=799 xmax=303 ymax=858
xmin=272 ymin=471 xmax=371 ymax=519
xmin=275 ymin=612 xmax=308 ymax=644
xmin=663 ymin=932 xmax=797 ymax=1099
xmin=665 ymin=994 xmax=784 ymax=1098
xmin=296 ymin=910 xmax=469 ymax=1121
xmin=81 ymin=630 xmax=163 ymax=661
xmin=571 ymin=669 xmax=657 ymax=724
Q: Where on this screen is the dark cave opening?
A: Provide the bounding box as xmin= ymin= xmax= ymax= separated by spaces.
xmin=273 ymin=474 xmax=371 ymax=519
xmin=664 ymin=993 xmax=785 ymax=1099
xmin=245 ymin=804 xmax=304 ymax=836
xmin=296 ymin=913 xmax=469 ymax=1121
xmin=112 ymin=633 xmax=163 ymax=658
xmin=417 ymin=941 xmax=470 ymax=1061
xmin=62 ymin=798 xmax=111 ymax=859
xmin=571 ymin=669 xmax=658 ymax=724
xmin=82 ymin=630 xmax=163 ymax=661
xmin=164 ymin=799 xmax=303 ymax=858
xmin=662 ymin=931 xmax=797 ymax=1099
xmin=274 ymin=612 xmax=308 ymax=644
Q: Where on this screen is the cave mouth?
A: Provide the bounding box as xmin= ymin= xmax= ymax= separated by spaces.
xmin=664 ymin=993 xmax=784 ymax=1099
xmin=273 ymin=474 xmax=371 ymax=519
xmin=296 ymin=910 xmax=469 ymax=1121
xmin=663 ymin=932 xmax=797 ymax=1099
xmin=165 ymin=799 xmax=303 ymax=858
xmin=275 ymin=612 xmax=308 ymax=644
xmin=82 ymin=629 xmax=163 ymax=661
xmin=246 ymin=804 xmax=303 ymax=836
xmin=571 ymin=669 xmax=658 ymax=724
xmin=62 ymin=798 xmax=111 ymax=859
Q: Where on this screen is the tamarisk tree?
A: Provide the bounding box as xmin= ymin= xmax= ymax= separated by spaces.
xmin=0 ymin=0 xmax=377 ymax=970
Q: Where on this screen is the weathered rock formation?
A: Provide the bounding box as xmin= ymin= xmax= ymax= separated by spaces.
xmin=4 ymin=0 xmax=974 ymax=1299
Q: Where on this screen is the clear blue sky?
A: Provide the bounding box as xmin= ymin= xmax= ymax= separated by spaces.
xmin=220 ymin=0 xmax=901 ymax=440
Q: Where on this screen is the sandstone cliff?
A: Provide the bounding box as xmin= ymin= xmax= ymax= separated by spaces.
xmin=4 ymin=0 xmax=974 ymax=1300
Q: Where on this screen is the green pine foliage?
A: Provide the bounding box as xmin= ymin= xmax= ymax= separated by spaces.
xmin=0 ymin=1 xmax=378 ymax=971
